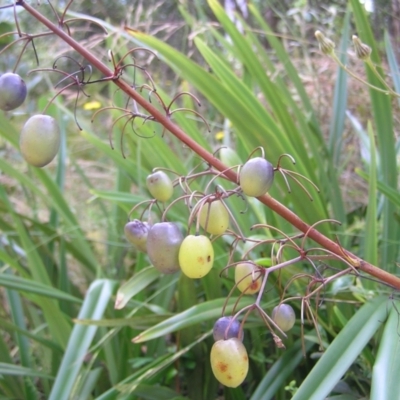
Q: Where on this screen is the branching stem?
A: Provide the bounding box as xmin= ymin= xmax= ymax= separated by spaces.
xmin=19 ymin=0 xmax=400 ymax=290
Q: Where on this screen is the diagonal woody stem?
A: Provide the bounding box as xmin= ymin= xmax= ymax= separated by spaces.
xmin=19 ymin=1 xmax=400 ymax=290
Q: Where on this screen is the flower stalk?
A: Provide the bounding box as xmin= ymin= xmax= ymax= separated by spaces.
xmin=19 ymin=0 xmax=400 ymax=290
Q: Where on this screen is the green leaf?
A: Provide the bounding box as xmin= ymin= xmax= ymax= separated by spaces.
xmin=49 ymin=279 xmax=116 ymax=400
xmin=0 ymin=273 xmax=81 ymax=303
xmin=114 ymin=266 xmax=161 ymax=309
xmin=350 ymin=0 xmax=399 ymax=270
xmin=0 ymin=363 xmax=53 ymax=380
xmin=292 ymin=296 xmax=388 ymax=400
xmin=364 ymin=122 xmax=378 ymax=266
xmin=371 ymin=300 xmax=400 ymax=400
xmin=251 ymin=337 xmax=314 ymax=400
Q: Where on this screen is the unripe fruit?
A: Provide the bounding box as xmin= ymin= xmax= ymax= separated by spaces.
xmin=210 ymin=338 xmax=249 ymax=388
xmin=146 ymin=222 xmax=183 ymax=274
xmin=124 ymin=220 xmax=150 ymax=253
xmin=272 ymin=304 xmax=296 ymax=332
xmin=213 ymin=316 xmax=243 ymax=342
xmin=178 ymin=234 xmax=214 ymax=279
xmin=19 ymin=115 xmax=60 ymax=167
xmin=239 ymin=157 xmax=274 ymax=197
xmin=235 ymin=262 xmax=262 ymax=294
xmin=198 ymin=200 xmax=229 ymax=235
xmin=146 ymin=171 xmax=173 ymax=202
xmin=0 ymin=72 xmax=27 ymax=111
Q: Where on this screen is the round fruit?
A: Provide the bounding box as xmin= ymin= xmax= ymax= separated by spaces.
xmin=235 ymin=262 xmax=262 ymax=294
xmin=272 ymin=304 xmax=296 ymax=332
xmin=210 ymin=338 xmax=249 ymax=388
xmin=19 ymin=115 xmax=60 ymax=167
xmin=198 ymin=200 xmax=229 ymax=236
xmin=146 ymin=171 xmax=173 ymax=202
xmin=146 ymin=222 xmax=183 ymax=274
xmin=239 ymin=157 xmax=274 ymax=197
xmin=178 ymin=234 xmax=214 ymax=279
xmin=0 ymin=72 xmax=27 ymax=111
xmin=213 ymin=316 xmax=243 ymax=342
xmin=124 ymin=220 xmax=150 ymax=253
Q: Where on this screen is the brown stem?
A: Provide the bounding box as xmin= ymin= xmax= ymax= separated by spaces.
xmin=20 ymin=1 xmax=400 ymax=290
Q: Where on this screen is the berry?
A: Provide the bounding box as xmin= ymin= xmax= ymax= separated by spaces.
xmin=272 ymin=304 xmax=296 ymax=332
xmin=198 ymin=200 xmax=229 ymax=236
xmin=178 ymin=234 xmax=214 ymax=279
xmin=0 ymin=72 xmax=27 ymax=111
xmin=19 ymin=115 xmax=60 ymax=167
xmin=146 ymin=222 xmax=183 ymax=274
xmin=213 ymin=316 xmax=243 ymax=342
xmin=239 ymin=157 xmax=274 ymax=197
xmin=235 ymin=262 xmax=262 ymax=294
xmin=124 ymin=220 xmax=150 ymax=253
xmin=210 ymin=338 xmax=249 ymax=388
xmin=146 ymin=171 xmax=173 ymax=202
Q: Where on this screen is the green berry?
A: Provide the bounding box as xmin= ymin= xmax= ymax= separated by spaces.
xmin=178 ymin=234 xmax=214 ymax=279
xmin=19 ymin=115 xmax=60 ymax=167
xmin=235 ymin=262 xmax=262 ymax=294
xmin=210 ymin=338 xmax=249 ymax=388
xmin=146 ymin=171 xmax=173 ymax=202
xmin=272 ymin=304 xmax=295 ymax=332
xmin=240 ymin=157 xmax=274 ymax=197
xmin=198 ymin=200 xmax=229 ymax=235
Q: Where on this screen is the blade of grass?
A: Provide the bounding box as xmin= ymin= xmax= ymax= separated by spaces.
xmin=356 ymin=169 xmax=400 ymax=208
xmin=49 ymin=279 xmax=116 ymax=400
xmin=371 ymin=300 xmax=400 ymax=400
xmin=0 ymin=363 xmax=53 ymax=379
xmin=114 ymin=266 xmax=161 ymax=310
xmin=5 ymin=278 xmax=36 ymax=400
xmin=384 ymin=30 xmax=400 ymax=106
xmin=350 ymin=0 xmax=399 ymax=271
xmin=0 ymin=273 xmax=81 ymax=303
xmin=364 ymin=122 xmax=378 ymax=268
xmin=251 ymin=337 xmax=314 ymax=400
xmin=329 ymin=9 xmax=350 ymax=166
xmin=292 ymin=296 xmax=388 ymax=400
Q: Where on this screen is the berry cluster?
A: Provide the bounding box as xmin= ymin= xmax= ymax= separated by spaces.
xmin=0 ymin=71 xmax=60 ymax=168
xmin=124 ymin=153 xmax=305 ymax=387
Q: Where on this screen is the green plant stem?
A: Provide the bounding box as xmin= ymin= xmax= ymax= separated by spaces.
xmin=19 ymin=1 xmax=400 ymax=290
xmin=330 ymin=52 xmax=399 ymax=97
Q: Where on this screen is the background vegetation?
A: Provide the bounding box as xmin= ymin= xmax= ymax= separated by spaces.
xmin=0 ymin=1 xmax=399 ymax=399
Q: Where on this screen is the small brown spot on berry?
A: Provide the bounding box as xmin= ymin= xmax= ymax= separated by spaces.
xmin=250 ymin=281 xmax=259 ymax=290
xmin=217 ymin=361 xmax=228 ymax=372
